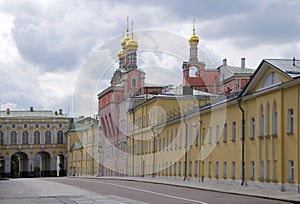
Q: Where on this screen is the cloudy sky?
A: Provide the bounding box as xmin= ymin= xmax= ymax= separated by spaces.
xmin=0 ymin=0 xmax=299 ymax=116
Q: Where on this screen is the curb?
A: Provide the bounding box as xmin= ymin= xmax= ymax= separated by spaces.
xmin=71 ymin=176 xmax=300 ymax=203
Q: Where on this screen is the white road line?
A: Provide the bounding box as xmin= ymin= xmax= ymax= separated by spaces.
xmin=76 ymin=178 xmax=209 ymax=204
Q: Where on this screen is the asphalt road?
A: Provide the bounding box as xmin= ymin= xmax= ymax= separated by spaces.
xmin=45 ymin=177 xmax=292 ymax=204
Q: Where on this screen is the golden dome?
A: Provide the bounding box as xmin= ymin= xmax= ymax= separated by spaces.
xmin=189 ymin=19 xmax=199 ymax=44
xmin=121 ymin=35 xmax=131 ymax=49
xmin=189 ymin=35 xmax=199 ymax=44
xmin=126 ymin=38 xmax=138 ymax=50
xmin=117 ymin=49 xmax=124 ymax=59
xmin=126 ymin=20 xmax=138 ymax=50
xmin=121 ymin=16 xmax=131 ymax=49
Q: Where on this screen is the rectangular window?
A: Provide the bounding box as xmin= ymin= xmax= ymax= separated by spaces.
xmin=223 ymin=161 xmax=227 ymax=178
xmin=189 ymin=161 xmax=192 ymax=176
xmin=208 ymin=127 xmax=212 ymax=144
xmin=165 ymin=162 xmax=168 ymax=175
xmin=174 ymin=162 xmax=177 ymax=175
xmin=250 ymin=161 xmax=255 ymax=179
xmin=216 ymin=125 xmax=220 ymax=144
xmin=215 ymin=161 xmax=219 ymax=178
xmin=178 ymin=162 xmax=181 ymax=175
xmin=194 ymin=161 xmax=198 ymax=176
xmin=273 ymin=160 xmax=278 ymax=180
xmin=24 ymin=124 xmax=27 ymax=128
xmin=287 ymin=108 xmax=293 ymax=134
xmin=189 ymin=128 xmax=193 ymax=147
xmin=231 ymin=161 xmax=236 ymax=178
xmin=195 ymin=130 xmax=198 ymax=146
xmin=232 ymin=121 xmax=236 ymax=141
xmin=202 ymin=128 xmax=205 ymax=145
xmin=288 ymin=160 xmax=294 ymax=181
xmin=12 ymin=124 xmax=15 ymax=128
xmin=272 ymin=110 xmax=277 ymax=135
xmin=259 ymin=160 xmax=264 ymax=179
xmin=259 ymin=114 xmax=264 ymax=137
xmin=179 ymin=128 xmax=182 ymax=148
xmin=223 ymin=123 xmax=227 ymax=143
xmin=208 ymin=161 xmax=211 ymax=177
xmin=250 ymin=117 xmax=255 ymax=139
xmin=132 ymin=78 xmax=137 ymax=87
xmin=169 ymin=162 xmax=172 ymax=175
xmin=166 ymin=132 xmax=169 ymax=151
xmin=267 ymin=160 xmax=271 ymax=179
xmin=170 ymin=130 xmax=173 ymax=150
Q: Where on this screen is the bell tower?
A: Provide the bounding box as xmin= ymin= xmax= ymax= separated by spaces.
xmin=182 ymin=20 xmax=207 ymax=95
xmin=189 ymin=19 xmax=199 ymax=62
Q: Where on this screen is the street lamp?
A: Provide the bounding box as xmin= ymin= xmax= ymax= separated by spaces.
xmin=151 ymin=125 xmax=156 ymax=178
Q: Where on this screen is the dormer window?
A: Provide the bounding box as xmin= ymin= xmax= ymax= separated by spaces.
xmin=260 ymin=72 xmax=280 ymax=90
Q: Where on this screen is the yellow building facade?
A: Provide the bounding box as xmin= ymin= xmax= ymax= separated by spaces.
xmin=67 ymin=117 xmax=99 ymax=177
xmin=0 ymin=108 xmax=69 ymax=177
xmin=128 ymin=59 xmax=300 ymax=192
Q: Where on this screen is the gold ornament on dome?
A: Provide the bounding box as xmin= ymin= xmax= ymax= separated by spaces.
xmin=121 ymin=16 xmax=131 ymax=49
xmin=126 ymin=20 xmax=138 ymax=50
xmin=189 ymin=19 xmax=199 ymax=44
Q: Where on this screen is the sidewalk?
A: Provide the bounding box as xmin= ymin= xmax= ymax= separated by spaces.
xmin=86 ymin=176 xmax=300 ymax=203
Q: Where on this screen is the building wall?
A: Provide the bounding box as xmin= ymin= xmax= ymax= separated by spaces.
xmin=127 ymin=72 xmax=300 ymax=192
xmin=66 ymin=120 xmax=99 ymax=177
xmin=0 ymin=112 xmax=69 ymax=178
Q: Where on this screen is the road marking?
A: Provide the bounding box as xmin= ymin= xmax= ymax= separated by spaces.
xmin=76 ymin=178 xmax=208 ymax=204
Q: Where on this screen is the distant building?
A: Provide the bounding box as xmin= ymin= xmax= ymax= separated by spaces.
xmin=97 ymin=18 xmax=165 ymax=176
xmin=66 ymin=117 xmax=99 ymax=176
xmin=182 ymin=21 xmax=254 ymax=95
xmin=0 ymin=108 xmax=69 ymax=177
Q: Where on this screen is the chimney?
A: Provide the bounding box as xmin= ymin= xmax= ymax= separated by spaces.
xmin=293 ymin=57 xmax=296 ymax=66
xmin=59 ymin=109 xmax=63 ymax=115
xmin=241 ymin=58 xmax=246 ymax=69
xmin=6 ymin=108 xmax=10 ymax=115
xmin=223 ymin=58 xmax=227 ymax=66
xmin=30 ymin=107 xmax=33 ymax=112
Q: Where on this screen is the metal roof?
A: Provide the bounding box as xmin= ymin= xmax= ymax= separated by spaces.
xmin=265 ymin=59 xmax=300 ymax=78
xmin=0 ymin=110 xmax=67 ymax=118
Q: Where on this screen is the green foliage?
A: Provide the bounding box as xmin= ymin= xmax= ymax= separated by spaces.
xmin=10 ymin=154 xmax=19 ymax=178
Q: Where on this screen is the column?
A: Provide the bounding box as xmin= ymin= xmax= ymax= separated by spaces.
xmin=4 ymin=158 xmax=10 ymax=177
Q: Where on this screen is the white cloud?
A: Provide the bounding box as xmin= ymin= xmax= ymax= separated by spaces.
xmin=0 ymin=0 xmax=299 ymax=116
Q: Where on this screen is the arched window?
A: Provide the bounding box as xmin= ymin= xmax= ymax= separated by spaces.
xmin=22 ymin=131 xmax=29 ymax=144
xmin=259 ymin=105 xmax=264 ymax=137
xmin=189 ymin=66 xmax=198 ymax=77
xmin=11 ymin=131 xmax=17 ymax=145
xmin=34 ymin=131 xmax=40 ymax=144
xmin=57 ymin=130 xmax=64 ymax=144
xmin=265 ymin=103 xmax=270 ymax=136
xmin=272 ymin=101 xmax=277 ymax=135
xmin=0 ymin=131 xmax=3 ymax=145
xmin=261 ymin=72 xmax=280 ymax=89
xmin=45 ymin=131 xmax=51 ymax=144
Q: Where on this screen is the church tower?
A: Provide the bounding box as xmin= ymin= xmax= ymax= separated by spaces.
xmin=125 ymin=20 xmax=138 ymax=70
xmin=189 ymin=19 xmax=199 ymax=62
xmin=182 ymin=20 xmax=219 ymax=95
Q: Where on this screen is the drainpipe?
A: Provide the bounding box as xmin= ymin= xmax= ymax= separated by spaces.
xmin=132 ymin=111 xmax=135 ymax=176
xmin=183 ymin=116 xmax=188 ymax=181
xmin=151 ymin=126 xmax=156 ymax=178
xmin=238 ymin=98 xmax=245 ymax=186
